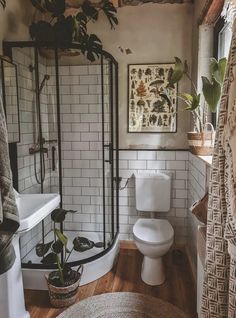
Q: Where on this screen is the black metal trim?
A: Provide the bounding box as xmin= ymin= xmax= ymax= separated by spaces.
xmin=22 ymin=232 xmax=119 ymax=270
xmin=3 ymin=40 xmax=120 ymax=268
xmin=115 ymin=61 xmax=119 ymax=233
xmin=109 ymin=60 xmax=115 ymax=239
xmin=119 ymin=148 xmax=189 ymax=151
xmin=101 ymin=53 xmax=106 ymax=248
xmin=34 ymin=47 xmax=44 ymax=194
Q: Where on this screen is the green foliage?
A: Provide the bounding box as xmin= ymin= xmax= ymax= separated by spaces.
xmin=167 ymin=56 xmax=227 ymax=132
xmin=168 ymin=57 xmax=187 ymax=87
xmin=29 ymin=0 xmax=118 ymax=62
xmin=202 ymin=77 xmax=221 ymax=113
xmin=35 ymin=208 xmax=104 ymax=286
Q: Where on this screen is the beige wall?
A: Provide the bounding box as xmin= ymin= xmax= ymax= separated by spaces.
xmin=90 ymin=4 xmax=193 ymax=149
xmin=0 ymin=0 xmax=33 ymax=54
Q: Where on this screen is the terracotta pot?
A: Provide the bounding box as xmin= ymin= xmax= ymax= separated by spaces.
xmin=46 ymin=267 xmax=83 ymax=308
xmin=187 ymin=131 xmax=215 ymax=156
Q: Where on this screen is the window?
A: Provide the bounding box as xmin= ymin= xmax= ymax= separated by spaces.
xmin=212 ymin=18 xmax=233 ymax=126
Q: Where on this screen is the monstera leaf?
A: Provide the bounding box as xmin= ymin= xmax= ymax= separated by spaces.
xmin=30 ymin=0 xmax=46 ymax=12
xmin=81 ymin=0 xmax=98 ymax=21
xmin=76 ymin=12 xmax=88 ymax=38
xmin=45 ymin=0 xmax=65 ymax=17
xmin=80 ymin=34 xmax=102 ymax=62
xmin=54 ymin=15 xmax=74 ymax=43
xmin=102 ymin=0 xmax=118 ymax=29
xmin=29 ymin=21 xmax=55 ymax=42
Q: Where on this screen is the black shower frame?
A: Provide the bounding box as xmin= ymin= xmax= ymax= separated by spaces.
xmin=3 ymin=41 xmax=120 ymax=270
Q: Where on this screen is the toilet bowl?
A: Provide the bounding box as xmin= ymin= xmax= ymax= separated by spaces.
xmin=133 ymin=218 xmax=174 ymax=285
xmin=133 ymin=172 xmax=174 ymax=286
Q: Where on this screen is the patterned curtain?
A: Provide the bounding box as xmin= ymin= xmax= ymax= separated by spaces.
xmin=201 ymin=18 xmax=236 ymax=318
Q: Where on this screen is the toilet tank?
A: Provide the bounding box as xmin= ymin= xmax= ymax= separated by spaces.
xmin=134 ymin=172 xmax=171 ymax=212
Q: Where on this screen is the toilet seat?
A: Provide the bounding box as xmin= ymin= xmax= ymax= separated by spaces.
xmin=133 ymin=218 xmax=174 ymax=245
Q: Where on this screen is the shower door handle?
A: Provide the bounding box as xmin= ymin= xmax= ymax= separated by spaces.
xmin=104 ymin=143 xmax=112 ymax=164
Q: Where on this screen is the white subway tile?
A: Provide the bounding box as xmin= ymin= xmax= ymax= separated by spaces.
xmin=128 ymin=160 xmax=146 ymax=170
xmin=147 ymin=161 xmax=166 ymax=170
xmin=166 ymin=161 xmax=186 ymax=170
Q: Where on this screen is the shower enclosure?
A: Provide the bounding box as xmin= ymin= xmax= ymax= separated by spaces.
xmin=3 ymin=41 xmax=119 ymax=287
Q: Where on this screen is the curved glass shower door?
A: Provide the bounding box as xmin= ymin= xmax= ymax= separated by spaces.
xmin=5 ymin=42 xmax=119 ymax=269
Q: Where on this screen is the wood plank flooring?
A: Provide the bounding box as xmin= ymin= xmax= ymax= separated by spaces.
xmin=24 ymin=246 xmax=197 ymax=318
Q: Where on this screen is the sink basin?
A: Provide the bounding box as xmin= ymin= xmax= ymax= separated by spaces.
xmin=16 ymin=192 xmax=60 ymax=233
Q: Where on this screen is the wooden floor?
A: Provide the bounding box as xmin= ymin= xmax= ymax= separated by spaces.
xmin=25 ymin=245 xmax=197 ymax=318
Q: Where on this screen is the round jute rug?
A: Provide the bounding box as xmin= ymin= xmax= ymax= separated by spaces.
xmin=57 ymin=292 xmax=189 ymax=318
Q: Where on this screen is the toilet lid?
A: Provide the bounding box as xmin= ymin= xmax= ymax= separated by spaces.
xmin=133 ymin=219 xmax=174 ymax=244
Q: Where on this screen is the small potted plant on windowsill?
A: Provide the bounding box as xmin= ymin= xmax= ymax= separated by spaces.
xmin=164 ymin=57 xmax=227 ymax=155
xmin=36 ymin=208 xmax=104 ymax=308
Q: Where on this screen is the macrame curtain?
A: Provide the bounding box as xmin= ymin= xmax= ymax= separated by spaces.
xmin=201 ymin=14 xmax=236 ymax=318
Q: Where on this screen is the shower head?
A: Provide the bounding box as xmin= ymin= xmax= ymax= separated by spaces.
xmin=39 ymin=74 xmax=50 ymax=94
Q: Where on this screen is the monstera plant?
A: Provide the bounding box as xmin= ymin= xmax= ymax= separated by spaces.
xmin=36 ymin=207 xmax=104 ymax=307
xmin=29 ymin=0 xmax=118 ymax=61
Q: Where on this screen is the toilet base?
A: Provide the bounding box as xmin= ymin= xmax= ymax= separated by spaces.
xmin=141 ymin=256 xmax=165 ymax=286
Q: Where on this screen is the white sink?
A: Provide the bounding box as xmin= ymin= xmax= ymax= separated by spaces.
xmin=16 ymin=192 xmax=60 ymax=233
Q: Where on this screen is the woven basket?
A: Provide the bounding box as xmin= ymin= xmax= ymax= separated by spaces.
xmin=187 ymin=130 xmax=215 ymax=156
xmin=46 ymin=266 xmax=83 ymax=308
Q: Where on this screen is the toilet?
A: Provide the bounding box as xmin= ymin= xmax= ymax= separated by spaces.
xmin=133 ymin=172 xmax=174 ymax=286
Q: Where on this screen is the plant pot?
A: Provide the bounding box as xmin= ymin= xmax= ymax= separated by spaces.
xmin=46 ymin=266 xmax=83 ymax=308
xmin=187 ymin=131 xmax=215 ymax=156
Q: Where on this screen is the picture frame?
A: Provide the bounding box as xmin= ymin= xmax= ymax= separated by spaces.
xmin=128 ymin=63 xmax=177 ymax=133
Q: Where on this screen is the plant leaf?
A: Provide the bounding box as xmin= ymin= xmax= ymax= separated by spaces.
xmin=94 ymin=242 xmax=104 ymax=248
xmin=30 ymin=0 xmax=46 ymax=12
xmin=76 ymin=12 xmax=88 ymax=38
xmin=52 ymin=240 xmax=64 ymax=254
xmin=45 ymin=0 xmax=65 ymax=17
xmin=210 ymin=57 xmax=227 ymax=84
xmin=80 ymin=34 xmax=102 ymax=62
xmin=82 ymin=0 xmax=98 ymax=21
xmin=180 ymin=93 xmax=200 ymax=111
xmin=51 ymin=208 xmax=76 ymax=223
xmin=55 ymin=229 xmax=68 ymax=247
xmin=202 ymin=76 xmax=221 ymax=112
xmin=168 ymin=57 xmax=186 ymax=86
xmin=36 ymin=241 xmax=53 ymax=257
xmin=102 ymin=0 xmax=118 ymax=29
xmin=29 ymin=21 xmax=55 ymax=42
xmin=41 ymin=252 xmax=57 ymax=264
xmin=73 ymin=237 xmax=94 ymax=252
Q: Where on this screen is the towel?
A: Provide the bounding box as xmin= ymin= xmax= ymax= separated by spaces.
xmin=0 ymin=96 xmax=19 ymax=274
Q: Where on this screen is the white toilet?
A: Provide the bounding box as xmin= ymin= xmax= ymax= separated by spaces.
xmin=133 ymin=172 xmax=174 ymax=286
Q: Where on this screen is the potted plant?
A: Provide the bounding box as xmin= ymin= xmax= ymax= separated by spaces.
xmin=29 ymin=0 xmax=118 ymax=62
xmin=36 ymin=208 xmax=104 ymax=307
xmin=165 ymin=57 xmax=227 ymax=155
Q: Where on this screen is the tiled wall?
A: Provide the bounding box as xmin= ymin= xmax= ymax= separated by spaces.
xmin=119 ymin=150 xmax=189 ymax=245
xmin=187 ymin=153 xmax=211 ymax=270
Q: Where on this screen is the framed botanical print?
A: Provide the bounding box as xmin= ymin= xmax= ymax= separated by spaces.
xmin=128 ymin=63 xmax=177 ymax=133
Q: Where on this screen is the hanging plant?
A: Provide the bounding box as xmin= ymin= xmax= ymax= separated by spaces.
xmin=29 ymin=0 xmax=118 ymax=62
xmin=0 ymin=0 xmax=6 ymax=8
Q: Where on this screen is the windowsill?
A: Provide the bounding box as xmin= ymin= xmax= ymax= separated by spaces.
xmin=196 ymin=155 xmax=213 ymax=166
